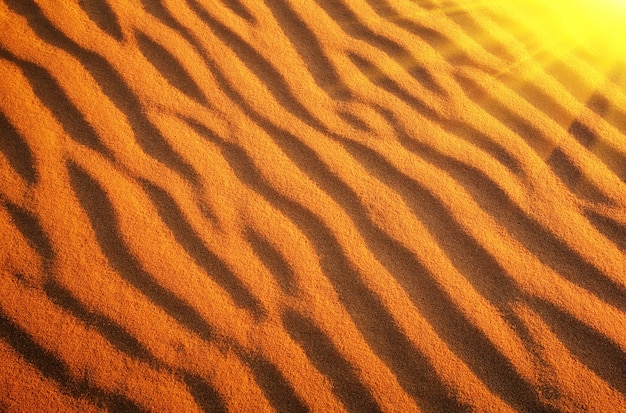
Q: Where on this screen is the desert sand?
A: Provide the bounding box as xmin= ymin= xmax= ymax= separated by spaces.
xmin=0 ymin=0 xmax=625 ymax=411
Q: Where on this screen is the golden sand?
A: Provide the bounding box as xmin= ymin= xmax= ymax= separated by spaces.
xmin=0 ymin=0 xmax=625 ymax=411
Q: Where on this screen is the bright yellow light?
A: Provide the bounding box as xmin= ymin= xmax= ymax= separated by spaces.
xmin=506 ymin=0 xmax=626 ymax=62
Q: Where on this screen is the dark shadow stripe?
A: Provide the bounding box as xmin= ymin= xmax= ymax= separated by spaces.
xmin=2 ymin=198 xmax=54 ymax=264
xmin=543 ymin=59 xmax=595 ymax=103
xmin=0 ymin=110 xmax=37 ymax=185
xmin=584 ymin=209 xmax=626 ymax=252
xmin=337 ymin=138 xmax=520 ymax=306
xmin=443 ymin=118 xmax=524 ymax=175
xmin=587 ymin=93 xmax=610 ymax=115
xmin=313 ymin=0 xmax=447 ymax=94
xmin=43 ymin=280 xmax=226 ymax=413
xmin=567 ymin=121 xmax=626 ymax=184
xmin=4 ymin=0 xmax=200 ymax=185
xmin=0 ymin=313 xmax=71 ymax=385
xmin=361 ymin=0 xmax=456 ymax=91
xmin=135 ymin=30 xmax=207 ymax=104
xmin=186 ymin=16 xmax=540 ymax=411
xmin=0 ymin=48 xmax=112 ymax=159
xmin=239 ymin=352 xmax=310 ymax=413
xmin=189 ymin=102 xmax=546 ymax=411
xmin=442 ymin=6 xmax=517 ymax=62
xmin=530 ymin=298 xmax=626 ymax=396
xmin=186 ymin=0 xmax=330 ymax=134
xmin=78 ymin=0 xmax=123 ymax=41
xmin=138 ymin=0 xmax=208 ymax=64
xmin=215 ymin=0 xmax=255 ymax=23
xmin=454 ymin=72 xmax=555 ymax=158
xmin=335 ymin=138 xmax=555 ymax=413
xmin=43 ymin=279 xmax=153 ymax=363
xmin=283 ymin=310 xmax=383 ymax=413
xmin=263 ymin=0 xmax=350 ymax=99
xmin=180 ymin=53 xmax=467 ymax=408
xmin=394 ymin=14 xmax=477 ymax=67
xmin=139 ymin=179 xmax=264 ymax=319
xmin=570 ymin=90 xmax=626 ymax=184
xmin=183 ymin=121 xmax=468 ymax=412
xmin=147 ymin=0 xmax=254 ymax=24
xmin=245 ymin=227 xmax=297 ymax=295
xmin=183 ymin=373 xmax=228 ymax=413
xmin=397 ymin=128 xmax=626 ymax=315
xmin=337 ymin=110 xmax=371 ymax=132
xmin=0 ymin=310 xmax=145 ymax=412
xmin=347 ymin=52 xmax=440 ymax=120
xmin=374 ymin=105 xmax=522 ymax=176
xmin=600 ymin=104 xmax=626 ymax=138
xmin=140 ymin=0 xmax=184 ymax=30
xmin=67 ymin=160 xmax=213 ymax=342
xmin=546 ymin=148 xmax=613 ymax=204
xmin=568 ymin=120 xmax=596 ymax=148
xmin=507 ymin=78 xmax=573 ymax=128
xmin=546 ymin=148 xmax=582 ymax=191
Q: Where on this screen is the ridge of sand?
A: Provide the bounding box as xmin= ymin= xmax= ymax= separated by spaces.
xmin=0 ymin=0 xmax=625 ymax=411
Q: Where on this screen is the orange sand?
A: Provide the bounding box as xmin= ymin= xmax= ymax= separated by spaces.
xmin=0 ymin=0 xmax=625 ymax=412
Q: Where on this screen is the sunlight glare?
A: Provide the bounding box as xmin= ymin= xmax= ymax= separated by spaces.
xmin=507 ymin=0 xmax=626 ymax=62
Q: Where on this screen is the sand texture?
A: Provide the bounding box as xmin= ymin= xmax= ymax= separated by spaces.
xmin=1 ymin=0 xmax=625 ymax=411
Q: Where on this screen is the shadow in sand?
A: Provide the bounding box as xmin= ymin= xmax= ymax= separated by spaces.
xmin=0 ymin=111 xmax=37 ymax=185
xmin=67 ymin=160 xmax=213 ymax=342
xmin=0 ymin=311 xmax=144 ymax=412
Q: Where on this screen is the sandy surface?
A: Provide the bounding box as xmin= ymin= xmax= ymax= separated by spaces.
xmin=0 ymin=0 xmax=625 ymax=411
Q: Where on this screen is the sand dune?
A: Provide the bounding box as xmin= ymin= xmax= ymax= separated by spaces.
xmin=0 ymin=0 xmax=625 ymax=411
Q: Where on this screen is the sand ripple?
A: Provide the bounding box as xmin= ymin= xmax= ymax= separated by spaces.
xmin=0 ymin=0 xmax=625 ymax=411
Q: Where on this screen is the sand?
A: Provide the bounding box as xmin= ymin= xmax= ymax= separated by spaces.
xmin=0 ymin=0 xmax=625 ymax=411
